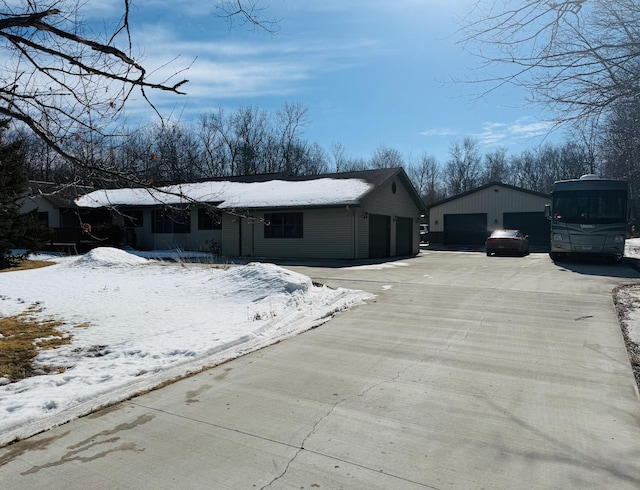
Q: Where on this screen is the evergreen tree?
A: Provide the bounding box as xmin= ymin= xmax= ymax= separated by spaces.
xmin=0 ymin=121 xmax=48 ymax=269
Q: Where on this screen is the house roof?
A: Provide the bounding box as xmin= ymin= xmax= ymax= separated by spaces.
xmin=427 ymin=181 xmax=550 ymax=210
xmin=25 ymin=181 xmax=95 ymax=208
xmin=76 ymin=167 xmax=427 ymax=213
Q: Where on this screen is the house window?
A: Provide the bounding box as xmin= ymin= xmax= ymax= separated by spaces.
xmin=38 ymin=212 xmax=49 ymax=227
xmin=198 ymin=208 xmax=222 ymax=230
xmin=124 ymin=209 xmax=144 ymax=228
xmin=264 ymin=212 xmax=303 ymax=238
xmin=152 ymin=208 xmax=190 ymax=234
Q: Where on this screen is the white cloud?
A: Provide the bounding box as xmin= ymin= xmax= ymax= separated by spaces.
xmin=418 ymin=117 xmax=558 ymax=159
xmin=473 ymin=118 xmax=555 ymax=147
xmin=420 ymin=127 xmax=460 ymax=137
xmin=508 ymin=119 xmax=555 ymax=137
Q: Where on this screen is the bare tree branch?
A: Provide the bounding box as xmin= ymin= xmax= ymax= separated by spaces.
xmin=0 ymin=0 xmax=285 ymax=200
xmin=460 ymin=0 xmax=640 ymax=124
xmin=215 ymin=0 xmax=281 ymax=34
xmin=0 ymin=0 xmax=193 ymax=187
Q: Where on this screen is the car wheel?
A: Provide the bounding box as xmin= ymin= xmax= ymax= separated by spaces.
xmin=486 ymin=250 xmax=492 ymax=256
xmin=549 ymin=252 xmax=561 ymax=261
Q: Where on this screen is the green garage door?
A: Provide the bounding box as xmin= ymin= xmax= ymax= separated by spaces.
xmin=395 ymin=217 xmax=414 ymax=256
xmin=444 ymin=213 xmax=488 ymax=246
xmin=503 ymin=212 xmax=549 ymax=247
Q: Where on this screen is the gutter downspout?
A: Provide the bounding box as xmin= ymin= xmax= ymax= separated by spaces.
xmin=347 ymin=205 xmax=356 ymax=259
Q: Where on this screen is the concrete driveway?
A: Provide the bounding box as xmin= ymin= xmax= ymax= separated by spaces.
xmin=1 ymin=251 xmax=640 ymax=489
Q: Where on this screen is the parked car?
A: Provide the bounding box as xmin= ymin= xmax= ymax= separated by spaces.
xmin=420 ymin=224 xmax=429 ymax=243
xmin=485 ymin=229 xmax=529 ymax=256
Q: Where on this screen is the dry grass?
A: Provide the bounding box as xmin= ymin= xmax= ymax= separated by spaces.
xmin=0 ymin=306 xmax=73 ymax=383
xmin=1 ymin=260 xmax=55 ymax=272
xmin=0 ymin=260 xmax=89 ymax=384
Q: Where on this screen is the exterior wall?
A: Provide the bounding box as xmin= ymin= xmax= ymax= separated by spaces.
xmin=19 ymin=197 xmax=61 ymax=227
xmin=221 ymin=213 xmax=240 ymax=257
xmin=360 ymin=177 xmax=422 ymax=256
xmin=239 ymin=208 xmax=356 ymax=259
xmin=118 ymin=207 xmax=222 ymax=252
xmin=429 ymin=185 xmax=550 ymax=244
xmin=184 ymin=211 xmax=222 ymax=252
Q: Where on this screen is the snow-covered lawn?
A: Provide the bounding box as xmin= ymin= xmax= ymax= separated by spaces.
xmin=0 ymin=248 xmax=372 ymax=446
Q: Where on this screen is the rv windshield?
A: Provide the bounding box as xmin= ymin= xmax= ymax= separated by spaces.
xmin=553 ymin=190 xmax=626 ymax=224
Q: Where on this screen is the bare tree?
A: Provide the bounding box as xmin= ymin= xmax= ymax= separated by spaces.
xmin=569 ymin=118 xmax=601 ymax=174
xmin=407 ymin=153 xmax=443 ymax=205
xmin=481 ymin=147 xmax=510 ymax=184
xmin=369 ymin=144 xmax=404 ymax=169
xmin=510 ymin=149 xmax=541 ymax=192
xmin=1 ymin=0 xmax=286 ymax=188
xmin=461 ymin=0 xmax=640 ymax=123
xmin=199 ymin=108 xmax=240 ymax=176
xmin=147 ymin=123 xmax=203 ymax=183
xmin=330 ymin=141 xmax=347 ymax=172
xmin=0 ymin=1 xmax=191 ymax=182
xmin=233 ymin=106 xmax=269 ymax=175
xmin=339 ymin=156 xmax=370 ymax=172
xmin=444 ymin=137 xmax=482 ymax=195
xmin=599 ymin=97 xmax=640 ymax=202
xmin=276 ymin=101 xmax=309 ymax=173
xmin=298 ymin=142 xmax=329 ymax=175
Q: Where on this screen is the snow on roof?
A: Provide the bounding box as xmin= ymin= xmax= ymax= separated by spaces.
xmin=75 ymin=178 xmax=374 ymax=209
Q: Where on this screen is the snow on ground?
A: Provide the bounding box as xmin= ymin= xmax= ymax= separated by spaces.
xmin=621 ymin=239 xmax=640 ymax=344
xmin=0 ymin=248 xmax=372 ymax=445
xmin=626 ymin=237 xmax=640 ymax=260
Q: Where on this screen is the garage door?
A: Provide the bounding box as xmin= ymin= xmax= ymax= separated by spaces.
xmin=395 ymin=217 xmax=414 ymax=256
xmin=369 ymin=214 xmax=391 ymax=258
xmin=503 ymin=212 xmax=549 ymax=247
xmin=444 ymin=213 xmax=487 ymax=246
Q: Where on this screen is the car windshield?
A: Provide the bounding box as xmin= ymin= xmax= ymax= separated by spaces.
xmin=490 ymin=231 xmax=517 ymax=238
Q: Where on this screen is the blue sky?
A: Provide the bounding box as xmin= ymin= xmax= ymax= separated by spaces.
xmin=87 ymin=0 xmax=561 ymax=166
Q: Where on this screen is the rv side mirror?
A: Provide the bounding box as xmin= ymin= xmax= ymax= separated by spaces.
xmin=544 ymin=204 xmax=551 ymax=219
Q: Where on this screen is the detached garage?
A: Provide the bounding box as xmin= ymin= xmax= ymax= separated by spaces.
xmin=428 ymin=182 xmax=551 ymax=248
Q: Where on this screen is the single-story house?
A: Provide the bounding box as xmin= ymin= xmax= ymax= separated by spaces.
xmin=19 ymin=182 xmax=115 ymax=250
xmin=428 ymin=182 xmax=551 ymax=247
xmin=75 ymin=167 xmax=427 ymax=260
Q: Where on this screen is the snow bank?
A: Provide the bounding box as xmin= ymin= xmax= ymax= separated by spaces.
xmin=0 ymin=249 xmax=371 ymax=445
xmin=219 ymin=262 xmax=312 ymax=297
xmin=68 ymin=247 xmax=149 ymax=267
